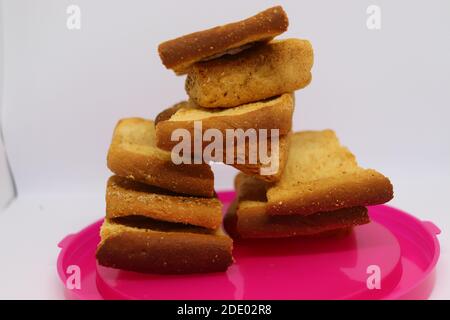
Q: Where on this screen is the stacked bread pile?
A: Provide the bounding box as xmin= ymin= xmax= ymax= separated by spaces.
xmin=95 ymin=117 xmax=233 ymax=274
xmin=96 ymin=6 xmax=393 ymax=274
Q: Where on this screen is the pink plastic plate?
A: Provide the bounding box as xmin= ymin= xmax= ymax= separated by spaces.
xmin=57 ymin=192 xmax=441 ymax=300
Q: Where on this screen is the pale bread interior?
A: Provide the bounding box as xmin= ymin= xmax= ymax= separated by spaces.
xmin=199 ymin=42 xmax=257 ymax=62
xmin=100 ymin=217 xmax=226 ymax=244
xmin=275 ymin=130 xmax=362 ymax=189
xmin=169 ymin=94 xmax=290 ymax=121
xmin=112 ymin=118 xmax=170 ymax=159
xmin=115 ymin=119 xmax=155 ymax=146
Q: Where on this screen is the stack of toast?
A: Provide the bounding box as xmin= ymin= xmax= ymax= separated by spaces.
xmin=156 ymin=6 xmax=312 ymax=181
xmin=96 ymin=6 xmax=394 ymax=274
xmin=224 ymin=130 xmax=393 ymax=239
xmin=96 ymin=118 xmax=233 ymax=274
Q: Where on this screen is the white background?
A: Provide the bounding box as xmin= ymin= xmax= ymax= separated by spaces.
xmin=0 ymin=1 xmax=14 ymax=210
xmin=0 ymin=0 xmax=449 ymax=299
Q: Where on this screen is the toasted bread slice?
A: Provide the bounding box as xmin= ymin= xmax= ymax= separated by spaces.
xmin=155 ymin=96 xmax=293 ymax=181
xmin=158 ymin=6 xmax=289 ymax=75
xmin=230 ymin=133 xmax=290 ymax=182
xmin=155 ymin=93 xmax=294 ymax=150
xmin=96 ymin=218 xmax=233 ymax=274
xmin=106 ymin=176 xmax=222 ymax=230
xmin=186 ymin=39 xmax=313 ymax=108
xmin=107 ymin=118 xmax=215 ymax=197
xmin=224 ymin=174 xmax=370 ymax=239
xmin=266 ymin=130 xmax=394 ymax=215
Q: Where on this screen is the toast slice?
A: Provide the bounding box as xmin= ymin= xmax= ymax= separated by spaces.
xmin=96 ymin=218 xmax=233 ymax=274
xmin=158 ymin=6 xmax=289 ymax=75
xmin=186 ymin=39 xmax=313 ymax=108
xmin=106 ymin=176 xmax=222 ymax=230
xmin=155 ymin=95 xmax=293 ymax=181
xmin=230 ymin=133 xmax=290 ymax=182
xmin=155 ymin=93 xmax=294 ymax=151
xmin=107 ymin=118 xmax=215 ymax=197
xmin=266 ymin=130 xmax=394 ymax=215
xmin=224 ymin=174 xmax=369 ymax=239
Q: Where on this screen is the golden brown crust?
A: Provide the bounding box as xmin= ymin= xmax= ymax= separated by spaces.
xmin=106 ymin=176 xmax=222 ymax=230
xmin=266 ymin=130 xmax=394 ymax=215
xmin=107 ymin=118 xmax=215 ymax=197
xmin=267 ymin=169 xmax=394 ymax=215
xmin=155 ymin=97 xmax=293 ymax=182
xmin=155 ymin=94 xmax=294 ymax=151
xmin=223 ymin=200 xmax=240 ymax=239
xmin=154 ymin=103 xmax=182 ymax=125
xmin=234 ymin=172 xmax=269 ymax=201
xmin=224 ymin=174 xmax=370 ymax=239
xmin=230 ymin=134 xmax=289 ymax=183
xmin=227 ymin=200 xmax=369 ymax=239
xmin=185 ymin=39 xmax=313 ymax=108
xmin=158 ymin=6 xmax=289 ymax=74
xmin=96 ymin=219 xmax=233 ymax=274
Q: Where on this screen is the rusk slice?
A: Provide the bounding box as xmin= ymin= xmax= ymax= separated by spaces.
xmin=230 ymin=133 xmax=290 ymax=182
xmin=158 ymin=6 xmax=289 ymax=75
xmin=96 ymin=218 xmax=233 ymax=274
xmin=186 ymin=39 xmax=313 ymax=108
xmin=224 ymin=174 xmax=369 ymax=239
xmin=107 ymin=118 xmax=214 ymax=197
xmin=155 ymin=95 xmax=293 ymax=181
xmin=106 ymin=176 xmax=222 ymax=230
xmin=266 ymin=130 xmax=394 ymax=215
xmin=155 ymin=93 xmax=294 ymax=150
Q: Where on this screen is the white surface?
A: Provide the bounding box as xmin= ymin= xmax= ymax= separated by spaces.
xmin=0 ymin=0 xmax=14 ymax=210
xmin=0 ymin=172 xmax=449 ymax=299
xmin=0 ymin=194 xmax=103 ymax=299
xmin=0 ymin=140 xmax=13 ymax=210
xmin=0 ymin=0 xmax=449 ymax=299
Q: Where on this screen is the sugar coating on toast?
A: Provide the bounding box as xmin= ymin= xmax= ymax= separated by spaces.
xmin=185 ymin=39 xmax=313 ymax=108
xmin=106 ymin=176 xmax=223 ymax=230
xmin=266 ymin=130 xmax=394 ymax=215
xmin=107 ymin=118 xmax=215 ymax=197
xmin=224 ymin=174 xmax=370 ymax=239
xmin=97 ymin=219 xmax=233 ymax=274
xmin=158 ymin=6 xmax=289 ymax=74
